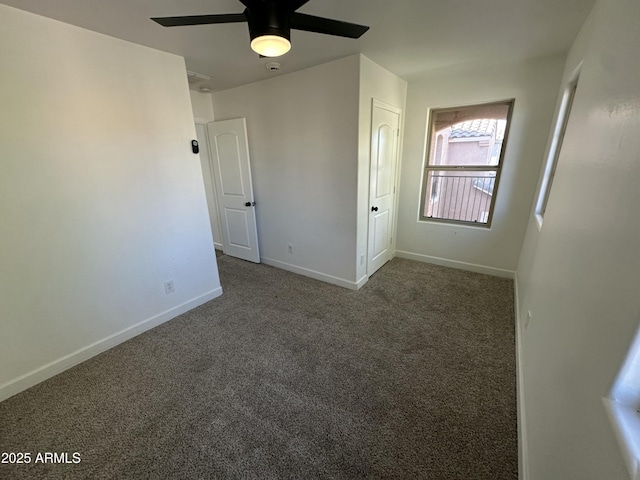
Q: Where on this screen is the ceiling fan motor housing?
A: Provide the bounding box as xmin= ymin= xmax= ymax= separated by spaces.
xmin=246 ymin=2 xmax=291 ymax=42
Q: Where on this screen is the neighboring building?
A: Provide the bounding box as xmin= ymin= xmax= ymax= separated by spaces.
xmin=425 ymin=118 xmax=505 ymax=223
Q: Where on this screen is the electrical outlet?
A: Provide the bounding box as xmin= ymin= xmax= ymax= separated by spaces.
xmin=164 ymin=280 xmax=175 ymax=294
xmin=525 ymin=310 xmax=532 ymax=330
xmin=287 ymin=244 xmax=294 ymax=254
xmin=360 ymin=254 xmax=365 ymax=266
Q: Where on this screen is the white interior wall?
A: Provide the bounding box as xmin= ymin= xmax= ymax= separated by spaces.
xmin=516 ymin=0 xmax=640 ymax=477
xmin=396 ymin=55 xmax=565 ymax=276
xmin=211 ymin=56 xmax=361 ymax=288
xmin=0 ymin=5 xmax=221 ymax=401
xmin=357 ymin=56 xmax=407 ymax=284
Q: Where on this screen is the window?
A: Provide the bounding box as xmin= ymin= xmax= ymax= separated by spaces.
xmin=420 ymin=100 xmax=514 ymax=227
xmin=535 ymin=67 xmax=580 ymax=229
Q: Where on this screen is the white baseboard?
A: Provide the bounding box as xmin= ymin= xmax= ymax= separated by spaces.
xmin=514 ymin=273 xmax=530 ymax=480
xmin=214 ymin=243 xmax=223 ymax=251
xmin=355 ymin=274 xmax=369 ymax=290
xmin=394 ymin=250 xmax=516 ymax=279
xmin=0 ymin=287 xmax=223 ymax=403
xmin=261 ymin=257 xmax=359 ymax=290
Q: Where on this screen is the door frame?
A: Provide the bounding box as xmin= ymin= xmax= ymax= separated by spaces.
xmin=206 ymin=117 xmax=260 ymax=263
xmin=195 ymin=119 xmax=224 ymax=251
xmin=367 ymin=99 xmax=403 ymax=277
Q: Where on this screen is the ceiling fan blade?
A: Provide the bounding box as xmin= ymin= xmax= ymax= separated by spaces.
xmin=290 ymin=13 xmax=369 ymax=39
xmin=151 ymin=13 xmax=246 ymax=27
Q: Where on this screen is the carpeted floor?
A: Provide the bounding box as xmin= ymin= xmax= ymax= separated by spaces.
xmin=0 ymin=256 xmax=517 ymax=479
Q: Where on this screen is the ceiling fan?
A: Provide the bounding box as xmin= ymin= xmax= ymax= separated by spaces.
xmin=151 ymin=0 xmax=369 ymax=58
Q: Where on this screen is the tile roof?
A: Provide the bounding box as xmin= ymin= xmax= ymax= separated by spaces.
xmin=449 ymin=119 xmax=507 ymax=141
xmin=450 ymin=119 xmax=495 ymax=138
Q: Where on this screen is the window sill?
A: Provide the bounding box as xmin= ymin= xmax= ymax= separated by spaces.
xmin=534 ymin=213 xmax=544 ymax=231
xmin=418 ymin=217 xmax=493 ymax=229
xmin=604 ymin=398 xmax=640 ymax=479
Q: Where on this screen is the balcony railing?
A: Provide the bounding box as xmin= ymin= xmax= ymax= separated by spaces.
xmin=425 ymin=173 xmax=496 ymax=223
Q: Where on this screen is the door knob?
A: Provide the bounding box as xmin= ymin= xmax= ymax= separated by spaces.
xmin=245 ymin=201 xmax=256 ymax=207
xmin=371 ymin=206 xmax=379 ymax=212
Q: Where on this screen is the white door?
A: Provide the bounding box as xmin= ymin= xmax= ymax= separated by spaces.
xmin=207 ymin=118 xmax=260 ymax=263
xmin=368 ymin=101 xmax=401 ymax=276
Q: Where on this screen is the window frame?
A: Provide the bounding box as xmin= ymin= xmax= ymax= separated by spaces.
xmin=535 ymin=65 xmax=581 ymax=230
xmin=605 ymin=325 xmax=640 ymax=480
xmin=419 ymin=99 xmax=515 ymax=228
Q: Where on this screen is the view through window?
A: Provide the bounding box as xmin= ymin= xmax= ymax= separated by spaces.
xmin=420 ymin=100 xmax=514 ymax=226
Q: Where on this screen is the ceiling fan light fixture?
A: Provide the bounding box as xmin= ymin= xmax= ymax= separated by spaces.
xmin=250 ymin=34 xmax=291 ymax=57
xmin=152 ymin=0 xmax=370 ymax=58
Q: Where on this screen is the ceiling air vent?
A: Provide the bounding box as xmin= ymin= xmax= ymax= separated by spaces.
xmin=187 ymin=70 xmax=214 ymax=92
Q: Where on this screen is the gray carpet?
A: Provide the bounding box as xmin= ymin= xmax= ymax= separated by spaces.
xmin=0 ymin=256 xmax=517 ymax=479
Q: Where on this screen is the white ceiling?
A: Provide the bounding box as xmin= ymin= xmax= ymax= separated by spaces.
xmin=1 ymin=0 xmax=595 ymax=92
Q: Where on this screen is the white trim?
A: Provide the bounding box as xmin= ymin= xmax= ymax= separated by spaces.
xmin=394 ymin=250 xmax=515 ymax=279
xmin=604 ymin=398 xmax=640 ymax=480
xmin=355 ymin=274 xmax=369 ymax=290
xmin=0 ymin=288 xmax=222 ymax=403
xmin=193 ymin=116 xmax=212 ymax=125
xmin=368 ymin=99 xmax=403 ymax=278
xmin=372 ymin=98 xmax=402 ymax=115
xmin=605 ymin=321 xmax=640 ymax=480
xmin=533 ymin=62 xmax=582 ymax=224
xmin=415 ymin=218 xmax=497 ymax=230
xmin=514 ymin=273 xmax=530 ymax=480
xmin=261 ymin=257 xmax=360 ymax=290
xmin=214 ymin=242 xmax=224 ymax=251
xmin=205 ymin=124 xmax=225 ymax=252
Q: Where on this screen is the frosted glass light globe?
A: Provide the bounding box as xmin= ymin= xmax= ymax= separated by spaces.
xmin=251 ymin=35 xmax=291 ymax=57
